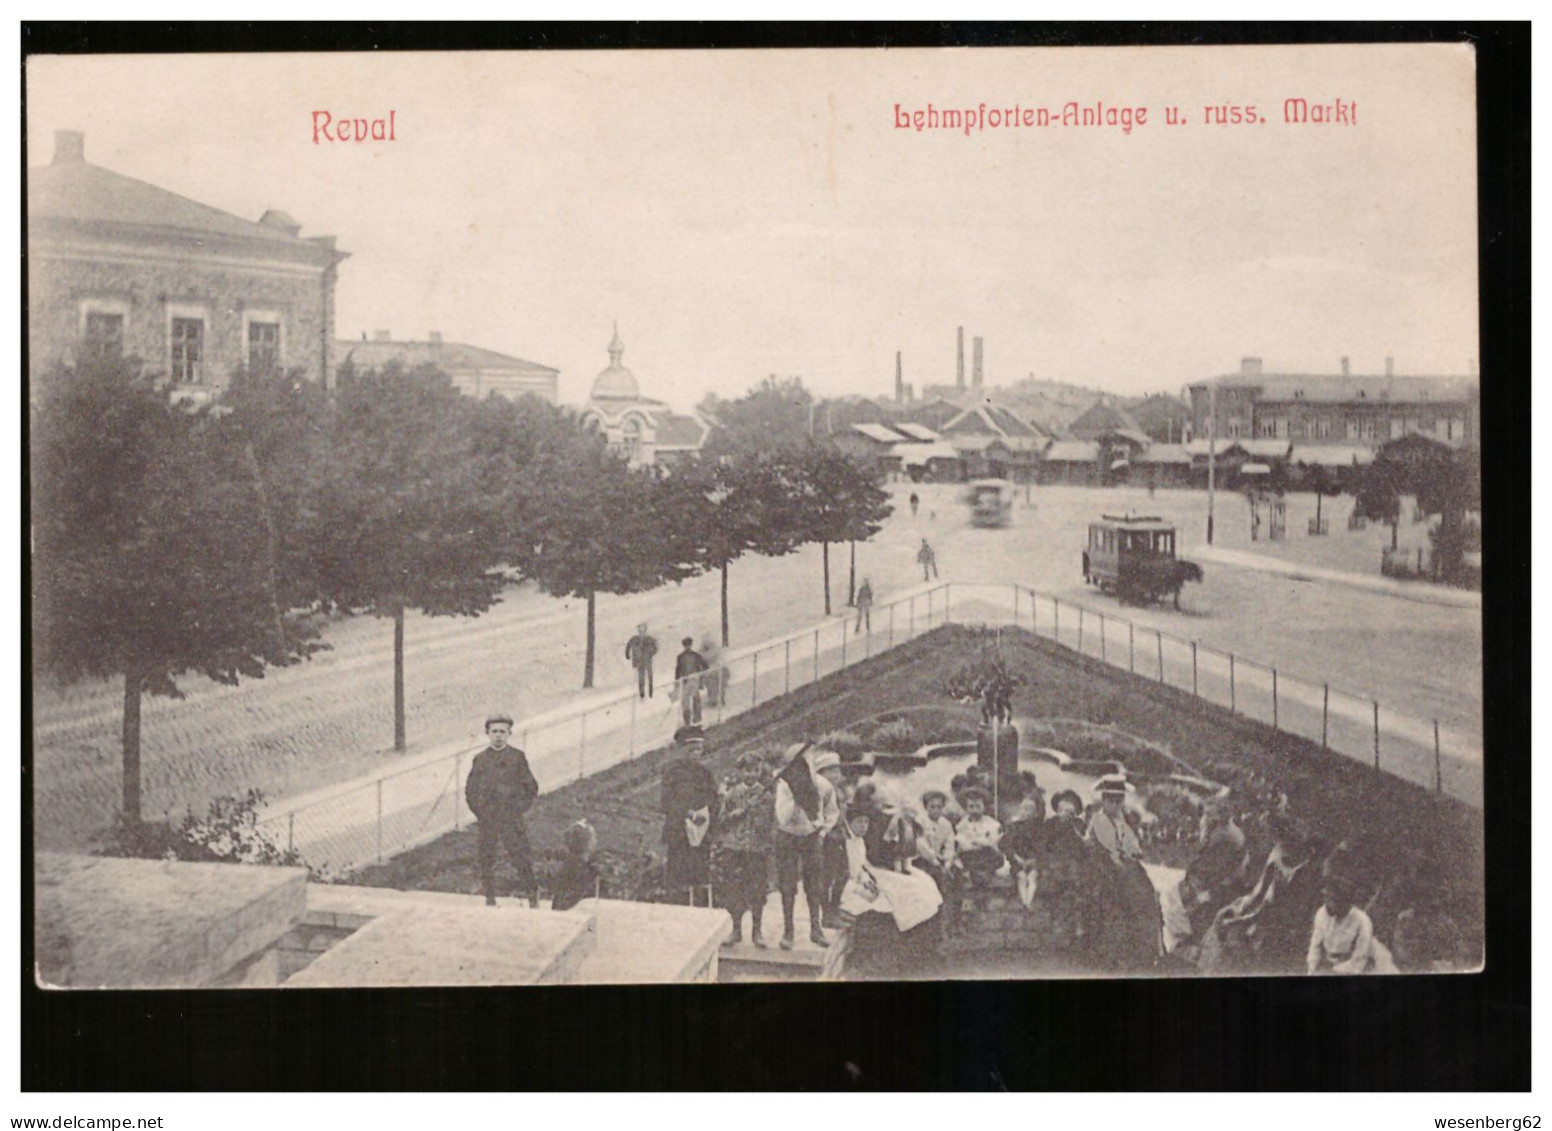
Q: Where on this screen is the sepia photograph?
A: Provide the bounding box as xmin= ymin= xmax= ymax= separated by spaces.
xmin=26 ymin=37 xmax=1489 ymax=999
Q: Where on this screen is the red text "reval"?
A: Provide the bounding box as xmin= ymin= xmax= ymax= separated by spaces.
xmin=313 ymin=111 xmax=397 ymax=144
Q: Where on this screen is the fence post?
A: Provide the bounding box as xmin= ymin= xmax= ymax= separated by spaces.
xmin=375 ymin=778 xmax=383 ymax=864
xmin=945 ymin=583 xmax=952 ymax=624
xmin=1156 ymin=633 xmax=1164 ymax=682
xmin=1322 ymin=684 xmax=1329 ymax=749
xmin=813 ymin=628 xmax=820 ymax=683
xmin=1053 ymin=598 xmax=1060 ymax=644
xmin=1012 ymin=585 xmax=1018 ymax=629
xmin=1272 ymin=669 xmax=1279 ymax=730
xmin=579 ymin=713 xmax=587 ymax=782
xmin=1191 ymin=642 xmax=1198 ymax=697
xmin=928 ymin=589 xmax=934 ymax=628
xmin=752 ymin=651 xmax=760 ymax=707
xmin=453 ymin=751 xmax=462 ymax=829
xmin=1229 ymin=654 xmax=1236 ymax=712
xmin=1078 ymin=606 xmax=1084 ymax=655
xmin=785 ymin=639 xmax=791 ymax=695
xmin=909 ymin=595 xmax=915 ymax=639
xmin=841 ymin=626 xmax=847 ymax=670
xmin=1372 ymin=700 xmax=1380 ymax=769
xmin=287 ymin=811 xmax=295 ymax=854
xmin=1128 ymin=622 xmax=1134 ymax=673
xmin=1434 ymin=719 xmax=1443 ymax=794
xmin=1098 ymin=612 xmax=1106 ymax=663
xmin=889 ymin=604 xmax=896 ymax=650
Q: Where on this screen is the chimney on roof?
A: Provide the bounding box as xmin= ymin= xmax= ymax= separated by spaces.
xmin=1240 ymin=356 xmax=1263 ymax=379
xmin=373 ymin=330 xmax=391 ymax=342
xmin=1385 ymin=355 xmax=1394 ymax=377
xmin=53 ymin=130 xmax=85 ymax=165
xmin=956 ymin=327 xmax=965 ymax=389
xmin=972 ymin=336 xmax=984 ymax=390
xmin=895 ymin=352 xmax=904 ymax=404
xmin=1340 ymin=356 xmax=1350 ymax=376
xmin=429 ymin=331 xmax=443 ymax=348
xmin=258 ymin=209 xmax=302 ymax=237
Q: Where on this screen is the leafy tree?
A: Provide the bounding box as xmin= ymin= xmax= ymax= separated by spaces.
xmin=1301 ymin=463 xmax=1343 ymax=531
xmin=699 ymin=375 xmax=816 ymax=456
xmin=1355 ymin=458 xmax=1405 ymax=551
xmin=668 ymin=455 xmax=805 ymax=647
xmin=31 ymin=360 xmax=321 ymax=823
xmin=514 ymin=429 xmax=702 ymax=688
xmin=786 ymin=445 xmax=893 ymax=616
xmin=310 ymin=360 xmax=514 ymax=750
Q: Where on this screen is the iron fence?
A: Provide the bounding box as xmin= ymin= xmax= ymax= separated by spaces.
xmin=262 ymin=578 xmax=1480 ymax=873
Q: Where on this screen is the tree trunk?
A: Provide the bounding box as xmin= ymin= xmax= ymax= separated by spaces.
xmin=121 ymin=663 xmax=143 ymax=824
xmin=720 ymin=562 xmax=730 ymax=648
xmin=847 ymin=541 xmax=856 ymax=606
xmin=1391 ymin=518 xmax=1399 ymax=551
xmin=393 ymin=604 xmax=406 ymax=752
xmin=1315 ymin=491 xmax=1323 ymax=526
xmin=583 ymin=590 xmax=597 ymax=688
xmin=822 ymin=541 xmax=831 ymax=615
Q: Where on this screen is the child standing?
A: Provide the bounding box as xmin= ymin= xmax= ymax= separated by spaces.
xmin=713 ymin=751 xmax=774 ymax=947
xmin=1307 ymin=878 xmax=1392 ymax=974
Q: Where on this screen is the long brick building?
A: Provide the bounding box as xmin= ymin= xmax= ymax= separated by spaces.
xmin=1188 ymin=357 xmax=1478 ymax=451
xmin=28 ymin=130 xmax=347 ymax=399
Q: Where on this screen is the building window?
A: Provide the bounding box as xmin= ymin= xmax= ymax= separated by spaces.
xmin=1313 ymin=416 xmax=1332 ymax=439
xmin=1255 ymin=417 xmax=1285 ymax=439
xmin=1346 ymin=416 xmax=1375 ymax=441
xmin=248 ymin=321 xmax=281 ymax=372
xmin=82 ymin=311 xmax=124 ymax=362
xmin=1445 ymin=418 xmax=1456 ymax=441
xmin=170 ymin=317 xmax=204 ymax=384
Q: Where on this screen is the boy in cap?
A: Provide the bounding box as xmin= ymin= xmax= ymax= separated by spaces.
xmin=1085 ymin=774 xmax=1143 ymax=868
xmin=661 ymin=724 xmax=718 ymax=906
xmin=773 ymin=745 xmax=841 ymax=949
xmin=465 ymin=712 xmax=540 ymax=907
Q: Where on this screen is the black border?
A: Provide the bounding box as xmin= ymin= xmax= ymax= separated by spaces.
xmin=21 ymin=21 xmax=1529 ymax=1092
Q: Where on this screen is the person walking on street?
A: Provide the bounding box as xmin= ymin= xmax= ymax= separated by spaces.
xmin=465 ymin=712 xmax=540 ymax=907
xmin=774 ymin=745 xmax=841 ymax=949
xmin=854 ymin=577 xmax=874 ymax=635
xmin=909 ymin=491 xmax=920 ymax=518
xmin=917 ymin=538 xmax=939 ymax=581
xmin=626 ymin=623 xmax=658 ymax=699
xmin=661 ymin=725 xmax=719 ymax=906
xmin=674 ymin=637 xmax=710 ymax=726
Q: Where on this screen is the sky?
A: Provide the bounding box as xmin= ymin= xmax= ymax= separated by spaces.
xmin=27 ymin=44 xmax=1479 ymax=411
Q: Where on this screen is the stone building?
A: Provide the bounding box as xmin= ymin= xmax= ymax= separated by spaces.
xmin=578 ymin=326 xmax=712 ymax=468
xmin=28 ymin=131 xmax=347 ymax=401
xmin=1187 ymin=357 xmax=1478 ymax=451
xmin=338 ymin=331 xmax=558 ymax=404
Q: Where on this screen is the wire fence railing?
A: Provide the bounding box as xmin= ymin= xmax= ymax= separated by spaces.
xmin=263 ymin=579 xmax=1481 ymax=874
xmin=261 ymin=584 xmax=954 ymax=872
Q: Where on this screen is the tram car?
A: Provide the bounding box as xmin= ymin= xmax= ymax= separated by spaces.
xmin=1081 ymin=513 xmax=1203 ymax=609
xmin=964 ymin=478 xmax=1015 ymax=528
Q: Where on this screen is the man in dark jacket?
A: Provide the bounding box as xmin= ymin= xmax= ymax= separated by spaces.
xmin=661 ymin=725 xmax=718 ymax=906
xmin=625 ymin=623 xmax=658 ymax=699
xmin=673 ymin=637 xmax=710 ymax=725
xmin=465 ymin=712 xmax=540 ymax=907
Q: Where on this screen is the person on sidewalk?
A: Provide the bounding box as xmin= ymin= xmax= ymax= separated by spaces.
xmin=854 ymin=578 xmax=874 ymax=635
xmin=465 ymin=712 xmax=540 ymax=907
xmin=625 ymin=623 xmax=658 ymax=699
xmin=909 ymin=492 xmax=920 ymax=518
xmin=917 ymin=538 xmax=939 ymax=581
xmin=661 ymin=725 xmax=718 ymax=907
xmin=774 ymin=745 xmax=841 ymax=950
xmin=673 ymin=637 xmax=710 ymax=726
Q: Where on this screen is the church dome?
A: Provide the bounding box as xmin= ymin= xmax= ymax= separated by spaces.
xmin=590 ymin=324 xmax=640 ymax=400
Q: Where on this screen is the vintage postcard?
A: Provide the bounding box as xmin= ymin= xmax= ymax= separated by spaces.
xmin=27 ymin=41 xmax=1483 ymax=989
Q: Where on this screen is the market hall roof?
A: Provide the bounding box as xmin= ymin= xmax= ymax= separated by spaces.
xmin=338 ymin=337 xmax=558 ymax=379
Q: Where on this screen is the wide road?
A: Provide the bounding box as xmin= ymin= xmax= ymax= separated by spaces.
xmin=32 ymin=480 xmax=1482 ymax=848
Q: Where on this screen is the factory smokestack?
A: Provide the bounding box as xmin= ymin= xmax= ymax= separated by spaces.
xmin=895 ymin=352 xmax=903 ymax=404
xmin=956 ymin=327 xmax=965 ymax=389
xmin=972 ymin=336 xmax=984 ymax=390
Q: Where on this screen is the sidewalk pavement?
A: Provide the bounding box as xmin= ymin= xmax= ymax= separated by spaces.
xmin=1186 ymin=544 xmax=1481 ymax=610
